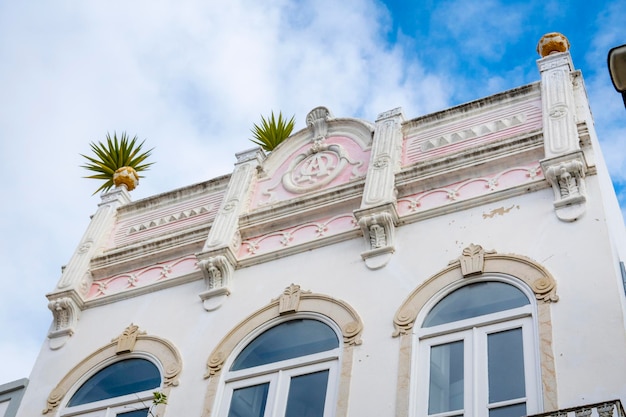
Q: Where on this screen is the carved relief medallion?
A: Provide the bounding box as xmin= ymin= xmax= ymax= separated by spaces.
xmin=280 ymin=143 xmax=362 ymax=194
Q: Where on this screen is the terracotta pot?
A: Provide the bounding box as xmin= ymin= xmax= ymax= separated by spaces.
xmin=113 ymin=166 xmax=139 ymax=191
xmin=537 ymin=32 xmax=570 ymax=58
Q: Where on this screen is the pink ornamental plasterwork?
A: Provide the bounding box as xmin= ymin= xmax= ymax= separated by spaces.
xmin=251 ymin=136 xmax=370 ymax=208
xmin=86 ymin=255 xmax=199 ymax=300
xmin=105 ymin=191 xmax=224 ymax=250
xmin=403 ymin=98 xmax=542 ymax=166
xmin=397 ymin=162 xmax=543 ymax=216
xmin=238 ymin=214 xmax=359 ymax=258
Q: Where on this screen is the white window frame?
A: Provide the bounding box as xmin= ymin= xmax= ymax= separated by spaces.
xmin=216 ymin=314 xmax=342 ymax=417
xmin=58 ymin=354 xmax=163 ymax=417
xmin=59 ymin=392 xmax=152 ymax=417
xmin=412 ymin=277 xmax=542 ymax=417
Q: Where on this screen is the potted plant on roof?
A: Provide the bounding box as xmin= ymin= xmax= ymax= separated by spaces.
xmin=81 ymin=132 xmax=155 ymax=195
xmin=250 ymin=111 xmax=295 ymax=152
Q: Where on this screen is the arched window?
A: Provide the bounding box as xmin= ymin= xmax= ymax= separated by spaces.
xmin=60 ymin=357 xmax=162 ymax=417
xmin=415 ymin=279 xmax=540 ymax=417
xmin=217 ymin=318 xmax=341 ymax=417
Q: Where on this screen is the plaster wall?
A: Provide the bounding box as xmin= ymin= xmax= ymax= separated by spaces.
xmin=19 ymin=43 xmax=626 ymax=417
xmin=17 ymin=178 xmax=626 ymax=417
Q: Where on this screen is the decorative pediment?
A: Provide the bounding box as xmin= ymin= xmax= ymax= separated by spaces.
xmin=250 ymin=107 xmax=374 ymax=209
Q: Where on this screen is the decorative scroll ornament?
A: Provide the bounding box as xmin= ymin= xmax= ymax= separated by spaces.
xmin=575 ymin=409 xmax=593 ymax=417
xmin=597 ymin=403 xmax=616 ymax=417
xmin=541 ymin=153 xmax=587 ymax=222
xmin=113 ymin=323 xmax=145 ymax=354
xmin=197 ymin=254 xmax=234 ymax=311
xmin=354 ymin=204 xmax=398 ymax=270
xmin=531 ymin=276 xmax=559 ymax=303
xmin=47 ymin=297 xmax=80 ymax=350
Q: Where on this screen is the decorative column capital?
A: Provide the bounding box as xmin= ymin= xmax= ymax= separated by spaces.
xmin=235 ymin=147 xmax=266 ymax=165
xmin=98 ymin=185 xmax=132 ymax=207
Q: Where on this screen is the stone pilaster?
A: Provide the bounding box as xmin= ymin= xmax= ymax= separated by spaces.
xmin=197 ymin=148 xmax=265 ymax=309
xmin=537 ymin=33 xmax=589 ymax=221
xmin=537 ymin=37 xmax=579 ymax=158
xmin=361 ymin=107 xmax=405 ymax=208
xmin=46 ymin=186 xmax=131 ymax=348
xmin=354 ymin=108 xmax=404 ymax=269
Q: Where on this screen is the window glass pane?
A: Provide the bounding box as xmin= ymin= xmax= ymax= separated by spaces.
xmin=489 ymin=403 xmax=526 ymax=417
xmin=423 ymin=282 xmax=529 ymax=327
xmin=228 ymin=383 xmax=270 ymax=417
xmin=68 ymin=359 xmax=161 ymax=406
xmin=488 ymin=328 xmax=525 ymax=403
xmin=117 ymin=409 xmax=149 ymax=417
xmin=231 ymin=320 xmax=339 ymax=371
xmin=428 ymin=341 xmax=464 ymax=415
xmin=285 ymin=370 xmax=329 ymax=417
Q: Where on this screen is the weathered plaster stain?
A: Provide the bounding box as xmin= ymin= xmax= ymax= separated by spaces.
xmin=482 ymin=204 xmax=519 ymax=219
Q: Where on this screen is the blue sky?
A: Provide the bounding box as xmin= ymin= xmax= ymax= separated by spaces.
xmin=0 ymin=0 xmax=624 ymax=384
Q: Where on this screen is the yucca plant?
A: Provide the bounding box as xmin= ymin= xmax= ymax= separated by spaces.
xmin=250 ymin=111 xmax=295 ymax=152
xmin=81 ymin=132 xmax=154 ymax=195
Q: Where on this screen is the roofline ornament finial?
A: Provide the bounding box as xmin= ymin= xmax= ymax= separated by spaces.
xmin=537 ymin=32 xmax=570 ymax=58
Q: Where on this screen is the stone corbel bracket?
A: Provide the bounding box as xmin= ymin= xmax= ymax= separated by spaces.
xmin=46 ymin=293 xmax=83 ymax=350
xmin=354 ymin=203 xmax=399 ymax=270
xmin=196 ymin=248 xmax=236 ymax=311
xmin=540 ymin=151 xmax=587 ymax=222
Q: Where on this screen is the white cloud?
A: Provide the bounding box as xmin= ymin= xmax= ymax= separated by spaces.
xmin=0 ymin=0 xmax=454 ymax=383
xmin=584 ymin=0 xmax=626 ymax=214
xmin=1 ymin=0 xmax=623 ymax=385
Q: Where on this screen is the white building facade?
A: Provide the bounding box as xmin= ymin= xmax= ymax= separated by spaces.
xmin=15 ymin=33 xmax=626 ymax=417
